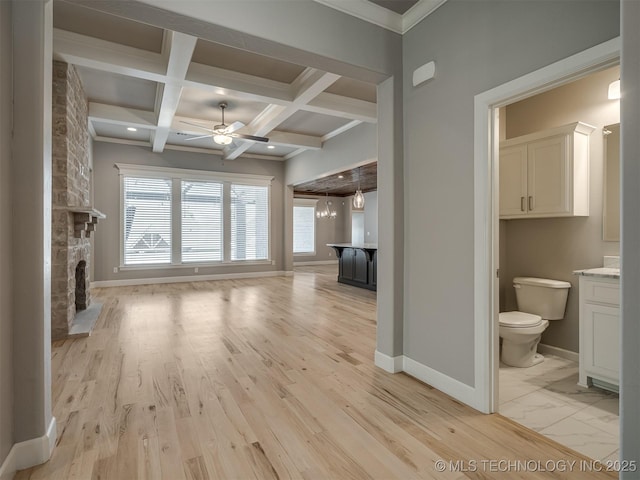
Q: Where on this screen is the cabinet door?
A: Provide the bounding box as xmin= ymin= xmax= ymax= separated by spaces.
xmin=341 ymin=248 xmax=355 ymax=280
xmin=499 ymin=144 xmax=528 ymax=217
xmin=583 ymin=303 xmax=620 ymax=384
xmin=527 ymin=134 xmax=570 ymax=215
xmin=353 ymin=249 xmax=368 ymax=284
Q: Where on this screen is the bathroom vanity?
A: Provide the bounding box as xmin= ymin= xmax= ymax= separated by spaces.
xmin=574 ymin=267 xmax=620 ymax=392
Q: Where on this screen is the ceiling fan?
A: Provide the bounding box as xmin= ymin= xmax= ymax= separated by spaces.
xmin=180 ymin=102 xmax=269 ymax=146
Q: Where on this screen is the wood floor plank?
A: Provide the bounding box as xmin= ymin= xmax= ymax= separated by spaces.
xmin=16 ymin=266 xmax=616 ymax=479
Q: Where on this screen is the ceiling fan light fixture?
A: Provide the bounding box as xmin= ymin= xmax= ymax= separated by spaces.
xmin=213 ymin=134 xmax=233 ymax=145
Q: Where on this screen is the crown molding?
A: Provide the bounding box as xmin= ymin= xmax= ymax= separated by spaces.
xmin=313 ymin=0 xmax=447 ymax=34
xmin=313 ymin=0 xmax=403 ymax=34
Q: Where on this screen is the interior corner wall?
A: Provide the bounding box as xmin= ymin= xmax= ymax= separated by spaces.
xmin=0 ymin=0 xmax=13 ymax=468
xmin=12 ymin=0 xmax=54 ymax=446
xmin=403 ymin=0 xmax=619 ymax=386
xmin=92 ymin=142 xmax=286 ymax=283
xmin=501 ymin=67 xmax=620 ymax=353
xmin=621 ymin=0 xmax=640 ymax=474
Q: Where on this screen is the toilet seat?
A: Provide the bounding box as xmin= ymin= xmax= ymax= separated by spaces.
xmin=499 ymin=311 xmax=543 ymax=328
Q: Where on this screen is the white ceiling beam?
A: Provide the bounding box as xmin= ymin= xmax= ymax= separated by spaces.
xmin=267 ymin=131 xmax=322 ymax=150
xmin=88 ymin=103 xmax=157 ymax=129
xmin=223 ymin=69 xmax=339 ymax=160
xmin=54 ymin=29 xmax=374 ymax=123
xmin=303 ymin=93 xmax=377 ymax=123
xmin=53 ymin=29 xmax=166 ymax=82
xmin=312 ymin=0 xmax=403 ymax=34
xmin=152 ymin=31 xmax=198 ymax=153
xmin=284 ymin=147 xmax=309 ymax=160
xmin=321 ymin=120 xmax=363 ymax=143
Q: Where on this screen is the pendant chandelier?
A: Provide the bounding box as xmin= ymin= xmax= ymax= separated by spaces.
xmin=316 ymin=191 xmax=337 ymax=219
xmin=352 ymin=166 xmax=365 ymax=209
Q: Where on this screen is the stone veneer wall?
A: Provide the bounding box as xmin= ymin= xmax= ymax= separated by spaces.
xmin=51 ymin=60 xmax=91 ymax=340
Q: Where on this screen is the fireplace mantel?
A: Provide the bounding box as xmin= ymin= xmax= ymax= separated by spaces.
xmin=54 ymin=207 xmax=106 ymax=238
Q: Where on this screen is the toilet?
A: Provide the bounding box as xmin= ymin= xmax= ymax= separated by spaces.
xmin=499 ymin=277 xmax=571 ymax=367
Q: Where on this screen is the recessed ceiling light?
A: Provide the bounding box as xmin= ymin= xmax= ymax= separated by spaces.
xmin=127 ymin=127 xmax=137 ymax=132
xmin=267 ymin=145 xmax=275 ymax=149
xmin=338 ymin=175 xmax=344 ymax=179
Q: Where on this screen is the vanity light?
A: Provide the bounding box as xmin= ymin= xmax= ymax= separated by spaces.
xmin=608 ymin=79 xmax=620 ymax=100
xmin=127 ymin=127 xmax=137 ymax=132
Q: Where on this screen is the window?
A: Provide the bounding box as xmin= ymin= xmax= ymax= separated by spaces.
xmin=181 ymin=180 xmax=223 ymax=262
xmin=118 ymin=164 xmax=272 ymax=267
xmin=231 ymin=184 xmax=269 ymax=261
xmin=123 ymin=177 xmax=172 ymax=265
xmin=293 ymin=199 xmax=316 ymax=255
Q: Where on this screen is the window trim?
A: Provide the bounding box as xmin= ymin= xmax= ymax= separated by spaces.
xmin=293 ymin=198 xmax=318 ymax=256
xmin=117 ymin=164 xmax=274 ymax=268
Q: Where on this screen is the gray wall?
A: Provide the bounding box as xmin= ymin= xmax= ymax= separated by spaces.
xmin=293 ymin=196 xmax=348 ymax=264
xmin=286 ymin=123 xmax=377 ymax=186
xmin=501 ymin=66 xmax=620 ymax=353
xmin=402 ymin=0 xmax=619 ymax=386
xmin=621 ymin=0 xmax=640 ymax=473
xmin=92 ymin=142 xmax=286 ymax=282
xmin=0 ymin=0 xmax=12 ymax=466
xmin=364 ymin=191 xmax=378 ymax=243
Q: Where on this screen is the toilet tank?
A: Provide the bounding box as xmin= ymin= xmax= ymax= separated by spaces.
xmin=513 ymin=277 xmax=571 ymax=320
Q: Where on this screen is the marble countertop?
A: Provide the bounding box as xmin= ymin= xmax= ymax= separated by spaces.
xmin=327 ymin=243 xmax=378 ymax=249
xmin=573 ymin=267 xmax=620 ymax=279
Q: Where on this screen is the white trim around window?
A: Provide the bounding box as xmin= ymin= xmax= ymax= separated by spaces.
xmin=116 ymin=163 xmax=274 ymax=268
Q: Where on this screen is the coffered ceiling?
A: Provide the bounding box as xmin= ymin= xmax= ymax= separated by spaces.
xmin=53 ymin=1 xmax=378 ymax=161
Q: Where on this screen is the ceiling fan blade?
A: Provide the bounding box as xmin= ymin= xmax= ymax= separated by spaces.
xmin=232 ymin=133 xmax=270 ymax=143
xmin=226 ymin=121 xmax=245 ymax=133
xmin=179 ymin=120 xmax=215 ymax=133
xmin=184 ymin=134 xmax=213 ymax=141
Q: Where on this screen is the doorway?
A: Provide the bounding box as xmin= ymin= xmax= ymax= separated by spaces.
xmin=471 ymin=37 xmax=620 ymax=414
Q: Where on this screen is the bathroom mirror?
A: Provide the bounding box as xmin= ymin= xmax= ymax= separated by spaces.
xmin=603 ymin=123 xmax=620 ymax=241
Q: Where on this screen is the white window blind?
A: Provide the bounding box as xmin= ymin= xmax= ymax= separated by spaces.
xmin=293 ymin=205 xmax=316 ymax=254
xmin=231 ymin=184 xmax=269 ymax=261
xmin=181 ymin=180 xmax=223 ymax=262
xmin=123 ymin=176 xmax=172 ymax=265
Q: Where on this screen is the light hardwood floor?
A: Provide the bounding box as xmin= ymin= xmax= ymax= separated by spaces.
xmin=17 ymin=266 xmax=615 ymax=479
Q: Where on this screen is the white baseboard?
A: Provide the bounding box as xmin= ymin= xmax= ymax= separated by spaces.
xmin=293 ymin=260 xmax=339 ymax=266
xmin=538 ymin=343 xmax=579 ymax=363
xmin=374 ymin=350 xmax=403 ymax=373
xmin=403 ymin=357 xmax=479 ymax=410
xmin=0 ymin=417 xmax=56 ymax=480
xmin=374 ymin=353 xmax=480 ymax=411
xmin=91 ymin=270 xmax=289 ymax=288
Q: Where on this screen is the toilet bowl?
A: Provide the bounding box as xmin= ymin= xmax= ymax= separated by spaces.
xmin=499 ymin=311 xmax=549 ymax=367
xmin=500 ymin=277 xmax=571 ymax=368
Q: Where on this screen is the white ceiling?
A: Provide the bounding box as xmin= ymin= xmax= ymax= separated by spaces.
xmin=53 ymin=0 xmax=379 ymax=161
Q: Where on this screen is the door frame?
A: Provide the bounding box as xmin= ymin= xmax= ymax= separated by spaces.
xmin=472 ymin=38 xmax=620 ymax=413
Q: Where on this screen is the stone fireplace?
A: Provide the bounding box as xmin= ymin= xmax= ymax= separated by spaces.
xmin=51 ymin=61 xmax=104 ymax=340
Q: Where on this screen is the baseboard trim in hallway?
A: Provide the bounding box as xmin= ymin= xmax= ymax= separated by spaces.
xmin=0 ymin=417 xmax=56 ymax=480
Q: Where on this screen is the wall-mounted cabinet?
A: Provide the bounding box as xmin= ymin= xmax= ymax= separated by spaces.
xmin=499 ymin=122 xmax=595 ymax=219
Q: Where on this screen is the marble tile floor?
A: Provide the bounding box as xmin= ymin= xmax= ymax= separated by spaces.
xmin=499 ymin=354 xmax=619 ymax=462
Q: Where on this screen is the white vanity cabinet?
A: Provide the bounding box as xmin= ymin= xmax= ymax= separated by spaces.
xmin=499 ymin=122 xmax=595 ymax=219
xmin=577 ymin=274 xmax=620 ymax=391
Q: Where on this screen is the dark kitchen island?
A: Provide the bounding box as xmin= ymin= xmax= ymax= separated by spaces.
xmin=327 ymin=243 xmax=377 ymax=291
